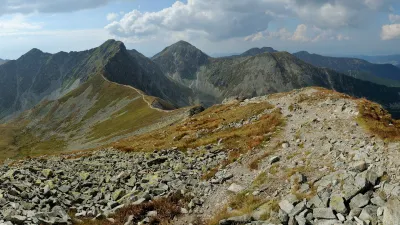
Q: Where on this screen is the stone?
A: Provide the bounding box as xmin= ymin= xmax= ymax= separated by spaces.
xmin=147 ymin=211 xmax=157 ymax=217
xmin=269 ymin=156 xmax=280 ymax=164
xmin=228 ymin=183 xmax=245 ymax=193
xmin=358 ymin=205 xmax=378 ymax=224
xmin=313 ymin=208 xmax=336 ymax=219
xmin=112 ymin=189 xmax=126 ymax=201
xmin=330 ymin=195 xmax=347 ymax=214
xmin=289 ymin=200 xmax=306 ymax=217
xmin=42 ymin=169 xmax=53 ymax=178
xmin=124 ymin=215 xmax=134 ymax=225
xmin=350 ymin=193 xmax=370 ymax=209
xmin=58 ymin=185 xmax=70 ymax=193
xmin=79 ymin=171 xmax=90 ymax=181
xmin=10 ymin=215 xmax=26 ymax=225
xmin=282 ymin=142 xmax=290 ymax=148
xmin=349 ymin=161 xmax=367 ymax=172
xmin=279 ymin=200 xmax=294 ymax=214
xmin=219 ymin=215 xmax=251 ymax=225
xmin=383 ymin=196 xmax=400 ymax=225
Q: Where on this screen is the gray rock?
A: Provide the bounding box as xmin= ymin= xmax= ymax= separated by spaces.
xmin=330 ymin=194 xmax=347 ymax=214
xmin=219 ymin=215 xmax=251 ymax=225
xmin=349 ymin=161 xmax=367 ymax=172
xmin=228 ymin=183 xmax=245 ymax=193
xmin=358 ymin=205 xmax=378 ymax=224
xmin=289 ymin=200 xmax=306 ymax=217
xmin=383 ymin=196 xmax=400 ymax=225
xmin=279 ymin=200 xmax=294 ymax=214
xmin=313 ymin=208 xmax=336 ymax=219
xmin=350 ymin=193 xmax=370 ymax=209
xmin=269 ymin=156 xmax=280 ymax=164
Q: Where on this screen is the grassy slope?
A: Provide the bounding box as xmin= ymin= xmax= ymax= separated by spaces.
xmin=0 ymin=74 xmax=183 ymax=162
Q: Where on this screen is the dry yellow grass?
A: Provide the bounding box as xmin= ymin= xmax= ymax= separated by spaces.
xmin=114 ymin=102 xmax=283 ymax=156
xmin=356 ymin=98 xmax=400 ymax=141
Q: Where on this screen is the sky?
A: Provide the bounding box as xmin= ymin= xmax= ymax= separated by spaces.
xmin=1 ymin=0 xmax=400 ymax=59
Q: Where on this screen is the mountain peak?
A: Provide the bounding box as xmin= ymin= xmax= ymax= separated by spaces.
xmin=295 ymin=51 xmax=311 ymax=55
xmin=240 ymin=47 xmax=277 ymax=57
xmin=152 ymin=40 xmax=209 ymax=81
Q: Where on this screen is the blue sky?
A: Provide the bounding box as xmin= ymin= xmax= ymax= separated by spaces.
xmin=1 ymin=0 xmax=400 ymax=59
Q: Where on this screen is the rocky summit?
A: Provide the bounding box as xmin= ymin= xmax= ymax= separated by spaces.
xmin=0 ymin=87 xmax=399 ymax=225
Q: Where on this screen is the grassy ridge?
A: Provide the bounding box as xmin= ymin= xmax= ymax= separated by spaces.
xmin=0 ymin=74 xmax=181 ymax=162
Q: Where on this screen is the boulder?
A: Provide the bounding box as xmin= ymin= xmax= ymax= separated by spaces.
xmin=383 ymin=196 xmax=400 ymax=225
xmin=330 ymin=195 xmax=347 ymax=214
xmin=313 ymin=208 xmax=336 ymax=219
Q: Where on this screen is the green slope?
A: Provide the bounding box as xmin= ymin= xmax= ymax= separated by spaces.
xmin=0 ymin=74 xmax=186 ymax=161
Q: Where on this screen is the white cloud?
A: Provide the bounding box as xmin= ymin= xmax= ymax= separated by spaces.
xmin=389 ymin=14 xmax=400 ymax=23
xmin=106 ymin=0 xmax=394 ymax=43
xmin=290 ymin=24 xmax=309 ymax=42
xmin=0 ymin=15 xmax=42 ymax=34
xmin=105 ymin=0 xmax=275 ymax=41
xmin=244 ymin=25 xmax=350 ymax=43
xmin=106 ymin=13 xmax=119 ymax=21
xmin=381 ymin=24 xmax=400 ymax=40
xmin=0 ymin=0 xmax=117 ymax=15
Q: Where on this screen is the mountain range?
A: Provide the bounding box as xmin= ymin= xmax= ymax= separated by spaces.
xmin=1 ymin=39 xmax=400 ymax=158
xmin=356 ymin=54 xmax=400 ymax=67
xmin=294 ymin=51 xmax=400 ymax=87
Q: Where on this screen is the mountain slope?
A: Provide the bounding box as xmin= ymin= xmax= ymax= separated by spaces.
xmin=294 ymin=51 xmax=400 ymax=86
xmin=151 ymin=40 xmax=210 ymax=85
xmin=0 ymin=59 xmax=7 ymax=65
xmin=0 ymin=74 xmax=189 ymax=160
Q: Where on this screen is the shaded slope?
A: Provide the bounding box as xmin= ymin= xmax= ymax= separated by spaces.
xmin=294 ymin=51 xmax=400 ymax=86
xmin=190 ymin=52 xmax=400 ymax=114
xmin=151 ymin=40 xmax=210 ymax=85
xmin=0 ymin=40 xmax=126 ymax=119
xmin=0 ymin=74 xmax=188 ymax=160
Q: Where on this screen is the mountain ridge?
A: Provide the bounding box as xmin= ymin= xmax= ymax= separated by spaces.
xmin=294 ymin=51 xmax=400 ymax=87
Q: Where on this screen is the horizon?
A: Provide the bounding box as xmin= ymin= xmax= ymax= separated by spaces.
xmin=3 ymin=38 xmax=400 ymax=61
xmin=1 ymin=0 xmax=400 ymax=59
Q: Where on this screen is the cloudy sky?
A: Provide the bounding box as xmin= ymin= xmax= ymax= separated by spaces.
xmin=1 ymin=0 xmax=400 ymax=59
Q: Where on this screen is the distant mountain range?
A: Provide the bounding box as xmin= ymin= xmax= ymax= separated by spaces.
xmin=356 ymin=55 xmax=400 ymax=67
xmin=293 ymin=51 xmax=400 ymax=87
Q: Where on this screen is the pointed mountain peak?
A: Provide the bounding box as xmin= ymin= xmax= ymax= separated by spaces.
xmin=99 ymin=39 xmax=126 ymax=51
xmin=18 ymin=48 xmax=47 ymax=60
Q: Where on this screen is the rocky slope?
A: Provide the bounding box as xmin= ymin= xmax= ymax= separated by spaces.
xmin=151 ymin=41 xmax=210 ymax=86
xmin=294 ymin=51 xmax=400 ymax=87
xmin=0 ymin=87 xmax=400 ymax=225
xmin=225 ymin=47 xmax=278 ymax=59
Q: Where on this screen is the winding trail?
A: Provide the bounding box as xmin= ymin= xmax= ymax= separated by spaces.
xmin=100 ymin=74 xmax=173 ymax=113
